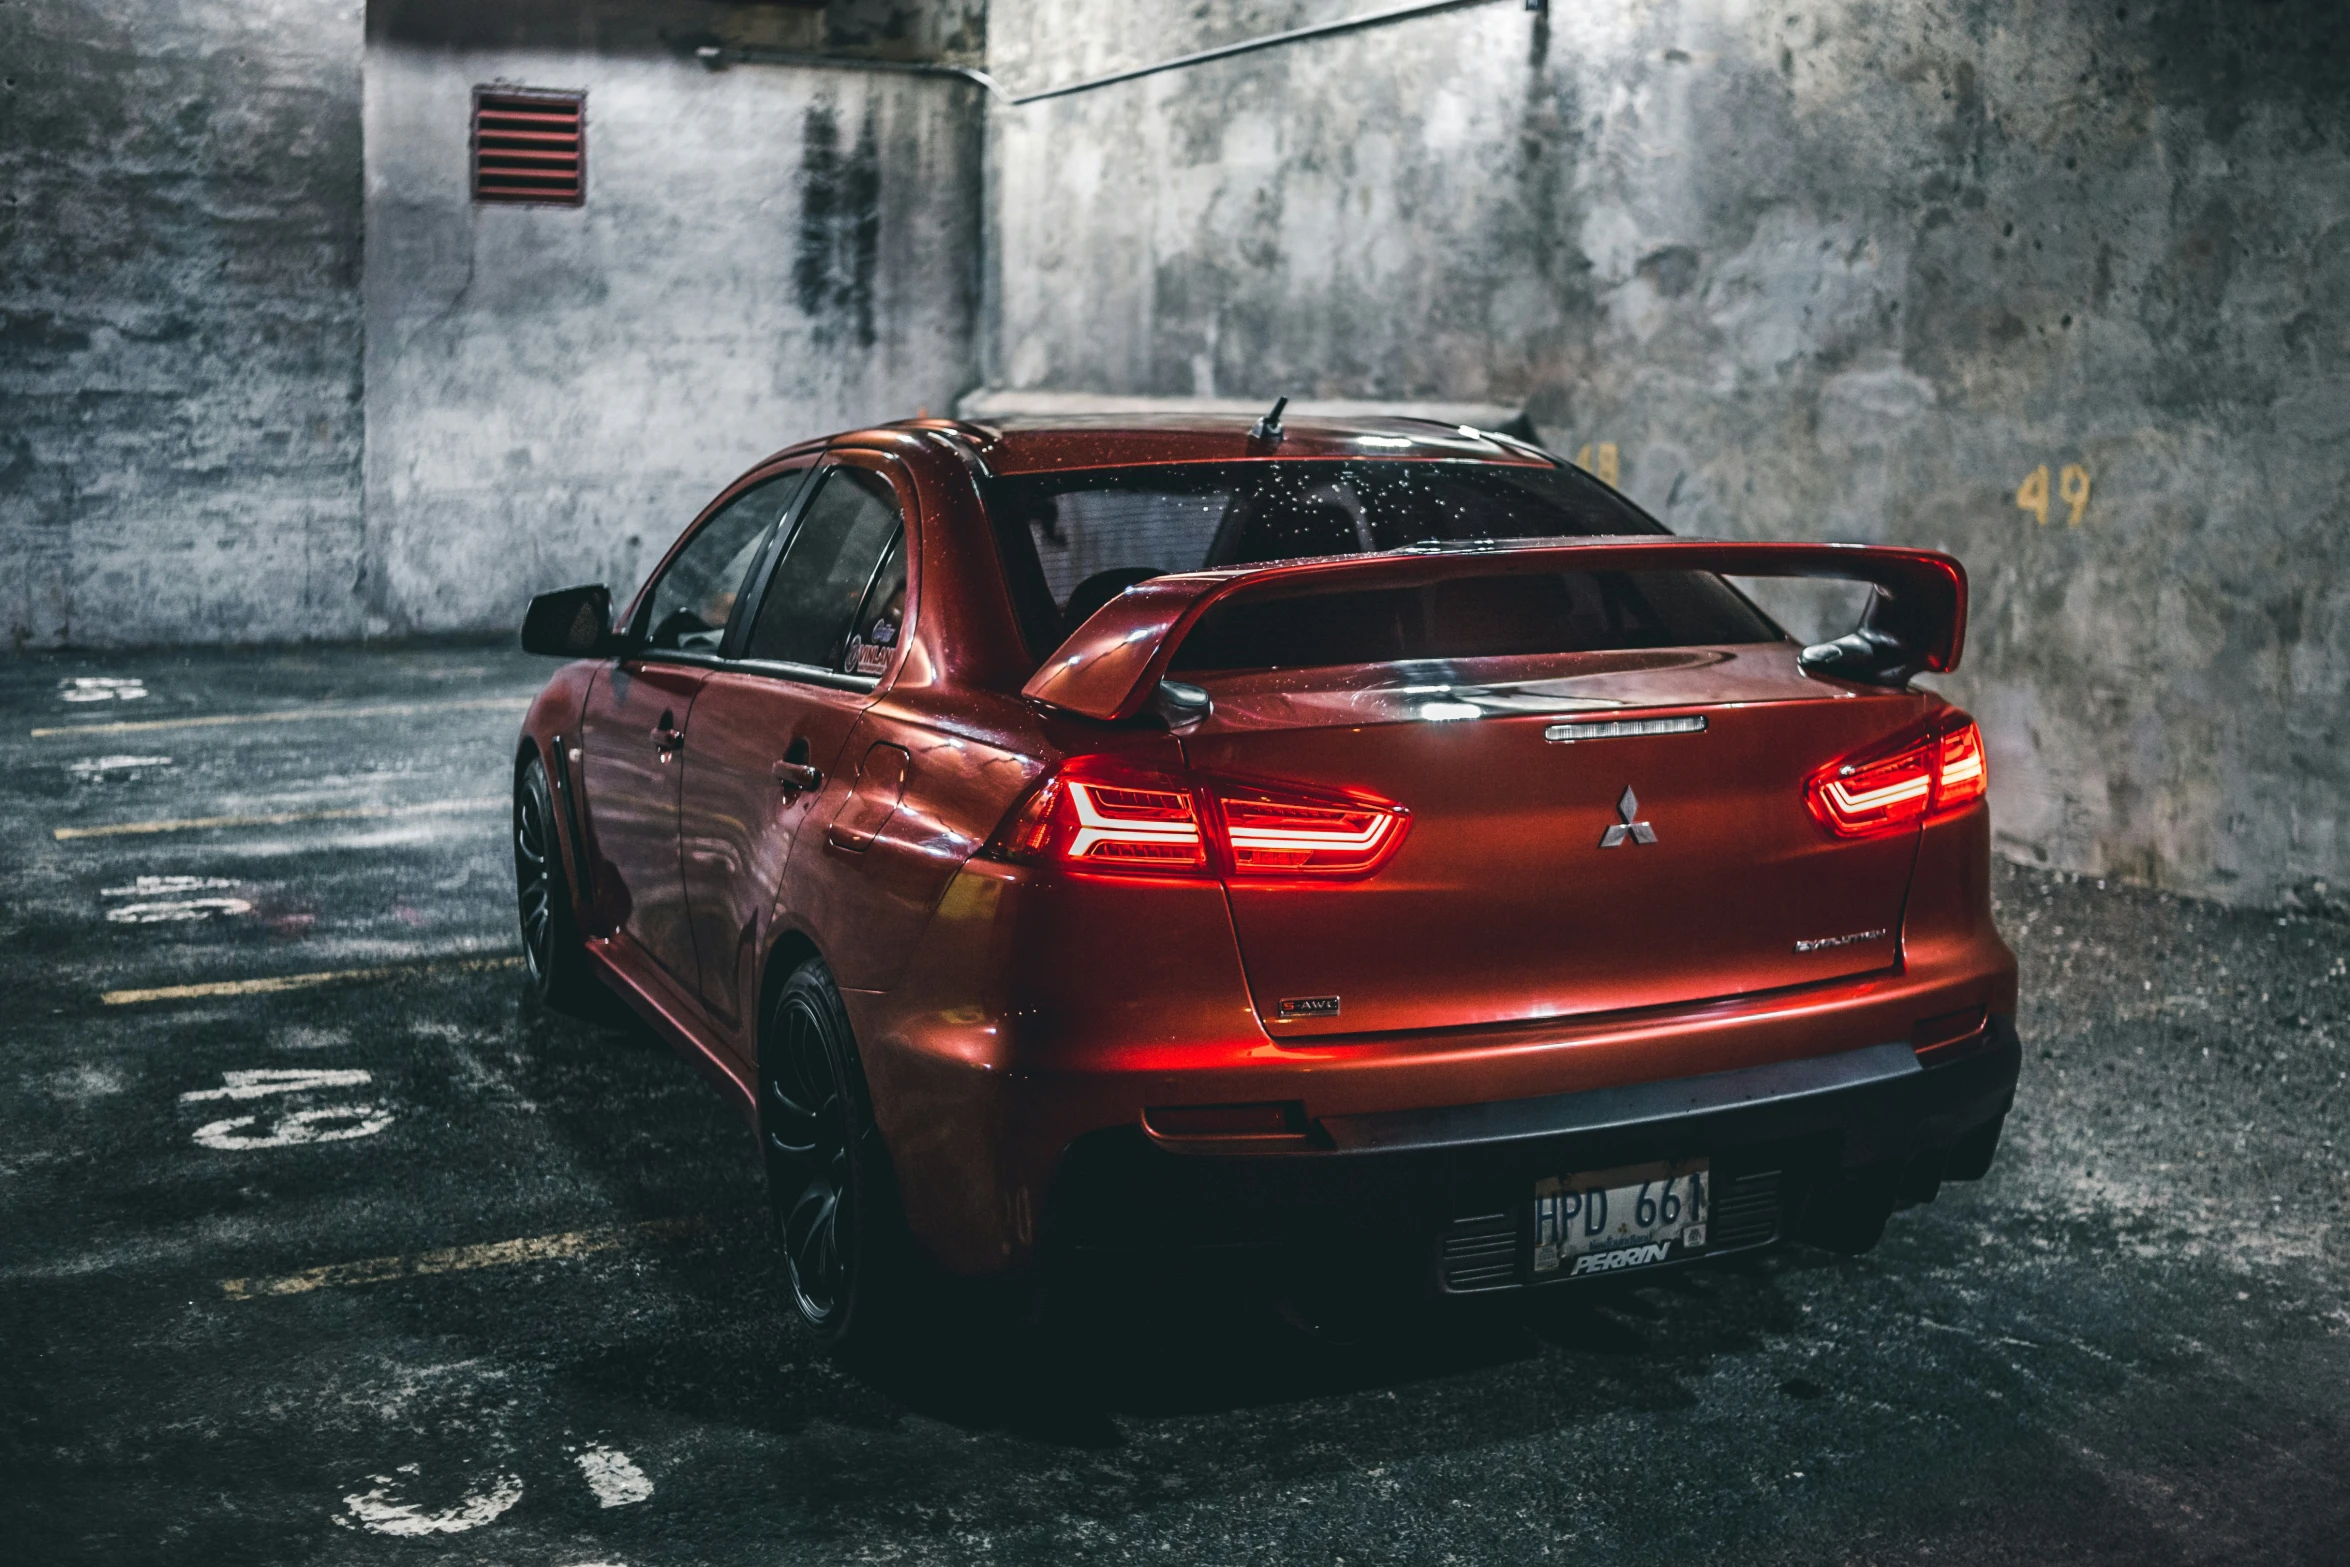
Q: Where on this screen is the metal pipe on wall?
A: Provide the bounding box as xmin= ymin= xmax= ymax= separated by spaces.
xmin=697 ymin=0 xmax=1543 ymax=104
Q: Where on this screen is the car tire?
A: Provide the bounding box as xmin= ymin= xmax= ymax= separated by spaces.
xmin=514 ymin=754 xmax=603 ymax=1017
xmin=761 ymin=957 xmax=912 ymax=1356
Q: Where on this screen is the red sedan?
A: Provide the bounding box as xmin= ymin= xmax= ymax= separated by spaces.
xmin=513 ymin=409 xmax=2018 ymax=1349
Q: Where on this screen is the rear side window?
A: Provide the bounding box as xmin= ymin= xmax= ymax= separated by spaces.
xmin=980 ymin=459 xmax=1777 ymax=670
xmin=744 ymin=466 xmax=904 ymax=673
xmin=637 ymin=474 xmax=798 ymax=652
xmin=843 ymin=532 xmax=908 ymax=677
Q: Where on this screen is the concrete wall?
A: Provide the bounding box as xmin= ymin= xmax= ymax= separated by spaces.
xmin=983 ymin=0 xmax=2350 ymax=911
xmin=0 ymin=0 xmax=981 ymax=648
xmin=363 ymin=0 xmax=983 ymax=631
xmin=0 ymin=0 xmax=368 ymax=649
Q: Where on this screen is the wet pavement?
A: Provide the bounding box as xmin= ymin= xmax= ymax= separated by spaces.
xmin=2 ymin=643 xmax=2345 ymax=1565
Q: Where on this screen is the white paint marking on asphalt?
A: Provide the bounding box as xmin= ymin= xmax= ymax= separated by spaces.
xmin=101 ymin=875 xmax=251 ymax=922
xmin=68 ymin=754 xmax=173 ymax=779
xmin=57 ymin=795 xmax=502 ymax=841
xmin=31 ymin=694 xmax=529 ymax=738
xmin=106 ymin=898 xmax=251 ymax=924
xmin=102 ymin=953 xmax=523 ymax=1006
xmin=193 ymin=1104 xmax=394 ymax=1150
xmin=574 ymin=1445 xmax=654 ymax=1508
xmin=58 ymin=676 xmax=147 ymax=704
xmin=181 ymin=1068 xmax=373 ymax=1103
xmin=340 ymin=1466 xmax=523 ymax=1536
xmin=102 ymin=875 xmax=238 ymax=896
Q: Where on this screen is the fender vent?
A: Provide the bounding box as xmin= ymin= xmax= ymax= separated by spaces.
xmin=472 ymin=88 xmax=585 ymax=206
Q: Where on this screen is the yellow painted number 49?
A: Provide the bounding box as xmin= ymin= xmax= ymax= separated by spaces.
xmin=2017 ymin=463 xmax=2092 ymax=526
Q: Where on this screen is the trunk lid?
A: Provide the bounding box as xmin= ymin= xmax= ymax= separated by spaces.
xmin=1177 ymin=647 xmax=1933 ymax=1038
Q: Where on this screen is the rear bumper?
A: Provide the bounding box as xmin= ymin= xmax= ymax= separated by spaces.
xmin=854 ymin=808 xmax=2018 ymax=1281
xmin=1044 ymin=1017 xmax=2019 ymax=1294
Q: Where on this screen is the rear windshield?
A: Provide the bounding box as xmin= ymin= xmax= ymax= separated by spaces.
xmin=982 ymin=459 xmax=1783 ymax=669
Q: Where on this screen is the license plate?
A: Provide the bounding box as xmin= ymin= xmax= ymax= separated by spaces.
xmin=1532 ymin=1158 xmax=1710 ymax=1278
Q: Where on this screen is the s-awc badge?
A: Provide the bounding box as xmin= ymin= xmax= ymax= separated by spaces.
xmin=1276 ymin=995 xmax=1341 ymax=1019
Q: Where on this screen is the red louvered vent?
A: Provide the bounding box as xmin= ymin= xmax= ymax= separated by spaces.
xmin=472 ymin=88 xmax=585 ymax=206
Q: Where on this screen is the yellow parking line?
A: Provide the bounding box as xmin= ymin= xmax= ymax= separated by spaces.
xmin=219 ymin=1216 xmax=713 ymax=1300
xmin=55 ymin=795 xmax=503 ymax=841
xmin=30 ymin=695 xmax=530 ymax=739
xmin=101 ymin=953 xmax=523 ymax=1007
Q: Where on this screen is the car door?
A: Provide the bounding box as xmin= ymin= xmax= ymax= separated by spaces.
xmin=679 ymin=456 xmax=912 ymax=1037
xmin=576 ymin=469 xmax=801 ymax=992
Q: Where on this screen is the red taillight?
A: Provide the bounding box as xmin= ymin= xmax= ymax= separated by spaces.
xmin=1809 ymin=735 xmax=1936 ymax=837
xmin=1215 ymin=782 xmax=1409 ymax=878
xmin=1936 ymin=719 xmax=1987 ymax=809
xmin=995 ymin=763 xmax=1207 ymax=873
xmin=1807 ymin=714 xmax=1989 ymax=838
xmin=992 ymin=760 xmax=1409 ymax=880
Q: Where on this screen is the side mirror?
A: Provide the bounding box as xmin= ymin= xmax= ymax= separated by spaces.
xmin=521 ymin=584 xmax=621 ymax=658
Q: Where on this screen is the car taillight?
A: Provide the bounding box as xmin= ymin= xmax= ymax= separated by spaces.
xmin=1809 ymin=737 xmax=1936 ymax=837
xmin=1807 ymin=713 xmax=1989 ymax=838
xmin=995 ymin=764 xmax=1207 ymax=873
xmin=992 ymin=761 xmax=1409 ymax=880
xmin=1215 ymin=783 xmax=1409 ymax=878
xmin=1936 ymin=719 xmax=1987 ymax=809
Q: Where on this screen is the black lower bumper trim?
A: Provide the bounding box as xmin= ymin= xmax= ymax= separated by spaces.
xmin=1044 ymin=1017 xmax=2021 ymax=1295
xmin=1319 ymin=1039 xmax=1927 ymax=1155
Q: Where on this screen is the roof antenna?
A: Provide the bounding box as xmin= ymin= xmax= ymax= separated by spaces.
xmin=1249 ymin=395 xmax=1288 ymax=444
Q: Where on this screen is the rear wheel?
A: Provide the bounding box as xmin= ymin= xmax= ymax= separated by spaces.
xmin=514 ymin=755 xmax=602 ymax=1016
xmin=761 ymin=958 xmax=910 ymax=1354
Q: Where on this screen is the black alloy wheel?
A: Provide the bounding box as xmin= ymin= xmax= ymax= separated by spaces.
xmin=513 ymin=755 xmax=599 ymax=1015
xmin=761 ymin=959 xmax=905 ymax=1349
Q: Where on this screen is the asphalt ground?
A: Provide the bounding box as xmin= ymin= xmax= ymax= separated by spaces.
xmin=2 ymin=643 xmax=2345 ymax=1566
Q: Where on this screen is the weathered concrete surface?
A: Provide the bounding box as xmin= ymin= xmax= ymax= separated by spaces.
xmin=984 ymin=0 xmax=2350 ymax=913
xmin=0 ymin=0 xmax=368 ymax=650
xmin=361 ymin=19 xmax=982 ymax=632
xmin=361 ymin=0 xmax=982 ymax=632
xmin=3 ymin=641 xmax=2347 ymax=1563
xmin=1 ymin=0 xmax=983 ymax=648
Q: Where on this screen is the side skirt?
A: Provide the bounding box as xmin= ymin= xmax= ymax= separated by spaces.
xmin=584 ymin=936 xmax=760 ymax=1125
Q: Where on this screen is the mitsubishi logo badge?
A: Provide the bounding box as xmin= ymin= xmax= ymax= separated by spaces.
xmin=1599 ymin=785 xmax=1657 ymax=848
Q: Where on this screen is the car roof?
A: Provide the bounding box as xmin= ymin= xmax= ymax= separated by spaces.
xmin=847 ymin=412 xmax=1560 ymax=476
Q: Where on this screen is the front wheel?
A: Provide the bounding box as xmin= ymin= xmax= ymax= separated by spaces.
xmin=514 ymin=755 xmax=602 ymax=1016
xmin=760 ymin=958 xmax=912 ymax=1355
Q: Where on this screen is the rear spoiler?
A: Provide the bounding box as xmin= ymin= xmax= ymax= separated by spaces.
xmin=1020 ymin=537 xmax=1968 ymax=722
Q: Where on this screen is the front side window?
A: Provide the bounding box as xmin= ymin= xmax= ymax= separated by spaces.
xmin=637 ymin=475 xmax=800 ymax=652
xmin=744 ymin=465 xmax=905 ymax=673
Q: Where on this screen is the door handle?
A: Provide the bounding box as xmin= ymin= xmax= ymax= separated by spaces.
xmin=652 ymin=711 xmax=685 ymax=753
xmin=772 ymin=760 xmax=824 ymax=793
